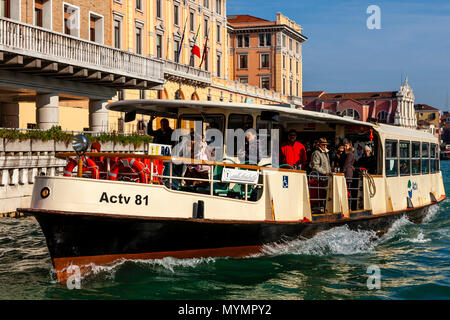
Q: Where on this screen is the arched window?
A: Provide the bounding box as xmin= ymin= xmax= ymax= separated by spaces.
xmin=191 ymin=92 xmax=199 ymax=100
xmin=174 ymin=90 xmax=184 ymax=100
xmin=377 ymin=111 xmax=388 ymax=123
xmin=342 ymin=109 xmax=360 ymax=120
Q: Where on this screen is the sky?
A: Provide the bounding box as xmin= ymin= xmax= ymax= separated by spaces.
xmin=227 ymin=0 xmax=450 ymax=111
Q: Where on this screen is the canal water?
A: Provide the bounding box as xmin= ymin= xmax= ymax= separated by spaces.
xmin=0 ymin=163 xmax=448 ymax=300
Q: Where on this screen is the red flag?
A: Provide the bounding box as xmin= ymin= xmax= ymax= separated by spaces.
xmin=191 ymin=25 xmax=201 ymax=58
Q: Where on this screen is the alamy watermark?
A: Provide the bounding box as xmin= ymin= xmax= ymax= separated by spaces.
xmin=170 ymin=122 xmax=280 ymax=169
xmin=66 ymin=265 xmax=81 ymax=290
xmin=366 ymin=5 xmax=381 ymax=30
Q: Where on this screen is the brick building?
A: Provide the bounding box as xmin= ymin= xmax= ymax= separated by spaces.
xmin=303 ymin=78 xmax=417 ymax=129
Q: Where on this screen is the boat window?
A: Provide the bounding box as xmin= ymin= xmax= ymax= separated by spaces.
xmin=227 ymin=114 xmax=254 ymax=157
xmin=430 ymin=143 xmax=437 ymax=173
xmin=399 ymin=141 xmax=410 ymax=176
xmin=411 ymin=141 xmax=421 ymax=175
xmin=228 ymin=114 xmax=253 ymax=131
xmin=421 ymin=142 xmax=429 ymax=174
xmin=179 ymin=114 xmax=225 ymax=136
xmin=385 ymin=139 xmax=398 ymax=177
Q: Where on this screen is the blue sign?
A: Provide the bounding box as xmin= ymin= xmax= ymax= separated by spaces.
xmin=283 ymin=176 xmax=288 ymax=188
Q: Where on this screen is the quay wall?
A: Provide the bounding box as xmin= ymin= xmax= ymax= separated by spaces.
xmin=0 ymin=139 xmax=146 ymax=216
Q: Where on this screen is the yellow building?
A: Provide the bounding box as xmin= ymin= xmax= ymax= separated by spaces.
xmin=0 ymin=0 xmax=305 ymax=133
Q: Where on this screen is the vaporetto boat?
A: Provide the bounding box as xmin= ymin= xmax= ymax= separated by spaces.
xmin=18 ymin=100 xmax=446 ymax=282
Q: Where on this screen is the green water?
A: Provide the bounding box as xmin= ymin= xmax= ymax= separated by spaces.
xmin=0 ymin=163 xmax=449 ymax=300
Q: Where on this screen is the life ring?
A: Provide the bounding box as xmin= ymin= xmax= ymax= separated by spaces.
xmin=63 ymin=157 xmax=100 ymax=179
xmin=108 ymin=158 xmax=149 ymax=183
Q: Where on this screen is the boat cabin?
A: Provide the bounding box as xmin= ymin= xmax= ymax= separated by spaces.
xmin=54 ymin=99 xmax=445 ymax=222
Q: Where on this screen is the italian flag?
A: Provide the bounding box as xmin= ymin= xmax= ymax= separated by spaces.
xmin=191 ymin=25 xmax=201 ymax=58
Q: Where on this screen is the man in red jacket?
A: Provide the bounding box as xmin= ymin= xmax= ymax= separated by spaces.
xmin=280 ymin=129 xmax=307 ymax=169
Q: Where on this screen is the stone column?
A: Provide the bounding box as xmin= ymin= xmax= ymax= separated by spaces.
xmin=0 ymin=103 xmax=20 ymax=128
xmin=89 ymin=99 xmax=109 ymax=132
xmin=36 ymin=93 xmax=59 ymax=130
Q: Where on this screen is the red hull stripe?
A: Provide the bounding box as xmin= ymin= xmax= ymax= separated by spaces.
xmin=53 ymin=245 xmax=262 ymax=283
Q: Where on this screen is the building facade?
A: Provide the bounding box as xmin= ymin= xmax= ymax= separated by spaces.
xmin=415 ymin=103 xmax=441 ymax=139
xmin=0 ymin=0 xmax=304 ymax=133
xmin=227 ymin=14 xmax=306 ymax=106
xmin=303 ymin=79 xmax=417 ymax=129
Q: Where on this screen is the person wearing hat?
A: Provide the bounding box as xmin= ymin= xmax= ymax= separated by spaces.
xmin=280 ymin=129 xmax=307 ymax=169
xmin=91 ymin=141 xmax=101 ymax=153
xmin=309 ymin=137 xmax=331 ymax=175
xmin=356 ymin=144 xmax=376 ymax=174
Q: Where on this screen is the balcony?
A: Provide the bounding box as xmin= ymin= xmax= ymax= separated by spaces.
xmin=0 ymin=17 xmax=164 ymax=89
xmin=287 ymin=95 xmax=303 ymax=108
xmin=163 ymin=59 xmax=211 ymax=87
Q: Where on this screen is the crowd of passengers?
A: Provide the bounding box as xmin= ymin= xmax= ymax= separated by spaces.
xmin=145 ymin=117 xmax=377 ymax=181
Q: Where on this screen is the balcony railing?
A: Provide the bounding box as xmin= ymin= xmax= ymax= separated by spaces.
xmin=163 ymin=59 xmax=211 ymax=86
xmin=0 ymin=17 xmax=164 ymax=85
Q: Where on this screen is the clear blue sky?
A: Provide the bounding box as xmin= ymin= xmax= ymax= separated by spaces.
xmin=227 ymin=0 xmax=450 ymax=111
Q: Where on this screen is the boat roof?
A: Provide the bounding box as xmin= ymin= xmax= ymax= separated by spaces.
xmin=107 ymin=99 xmax=374 ymax=126
xmin=376 ymin=123 xmax=437 ymax=141
xmin=107 ymin=99 xmax=437 ymax=141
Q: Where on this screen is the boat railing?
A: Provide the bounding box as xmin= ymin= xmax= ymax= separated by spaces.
xmin=346 ymin=174 xmax=364 ymax=211
xmin=307 ymin=172 xmax=330 ymax=214
xmin=56 ymin=152 xmax=301 ymax=202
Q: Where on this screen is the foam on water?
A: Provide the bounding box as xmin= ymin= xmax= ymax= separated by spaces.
xmin=423 ymin=203 xmax=441 ymax=223
xmin=406 ymin=231 xmax=431 ymax=243
xmin=261 ymin=225 xmax=378 ymax=257
xmin=60 ymin=256 xmax=217 ymax=282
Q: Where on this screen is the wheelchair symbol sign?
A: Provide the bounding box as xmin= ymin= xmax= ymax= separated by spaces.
xmin=283 ymin=176 xmax=288 ymax=188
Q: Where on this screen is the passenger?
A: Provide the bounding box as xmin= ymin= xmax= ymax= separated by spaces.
xmin=183 ymin=134 xmax=211 ymax=187
xmin=147 ymin=116 xmax=174 ymax=146
xmin=238 ymin=130 xmax=261 ymax=165
xmin=89 ymin=141 xmax=105 ymax=178
xmin=280 ymin=129 xmax=307 ymax=169
xmin=310 ymin=137 xmax=331 ymax=175
xmin=90 ymin=141 xmax=104 ymax=164
xmin=341 ymin=139 xmax=355 ymax=179
xmin=355 ymin=145 xmax=376 ymax=174
xmin=332 ymin=144 xmax=345 ymax=173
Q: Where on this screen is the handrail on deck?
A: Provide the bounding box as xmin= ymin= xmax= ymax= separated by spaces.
xmin=55 ymin=152 xmax=307 ymax=174
xmin=57 ymin=152 xmax=306 ymax=202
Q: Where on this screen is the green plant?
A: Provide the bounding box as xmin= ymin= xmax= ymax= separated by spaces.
xmin=0 ymin=126 xmax=153 ymax=147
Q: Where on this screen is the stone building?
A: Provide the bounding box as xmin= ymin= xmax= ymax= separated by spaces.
xmin=227 ymin=13 xmax=306 ymax=106
xmin=0 ymin=0 xmax=304 ymax=133
xmin=415 ymin=103 xmax=441 ymax=139
xmin=302 ymin=78 xmax=417 ymax=129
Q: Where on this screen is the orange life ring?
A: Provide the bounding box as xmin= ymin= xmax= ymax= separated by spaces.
xmin=63 ymin=157 xmax=100 ymax=179
xmin=108 ymin=158 xmax=149 ymax=183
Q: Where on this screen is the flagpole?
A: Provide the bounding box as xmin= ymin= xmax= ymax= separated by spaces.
xmin=177 ymin=16 xmax=189 ymax=64
xmin=199 ymin=26 xmax=210 ymax=69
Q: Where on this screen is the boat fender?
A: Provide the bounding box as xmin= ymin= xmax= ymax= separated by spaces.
xmin=63 ymin=157 xmax=100 ymax=179
xmin=197 ymin=200 xmax=204 ymax=219
xmin=406 ymin=197 xmax=414 ymax=209
xmin=430 ymin=192 xmax=437 ymax=203
xmin=192 ymin=202 xmax=198 ymax=219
